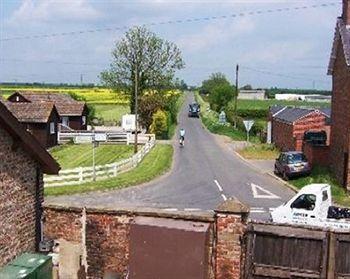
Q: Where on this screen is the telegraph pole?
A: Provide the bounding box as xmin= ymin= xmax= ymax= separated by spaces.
xmin=234 ymin=64 xmax=239 ymax=129
xmin=134 ymin=68 xmax=138 ymax=154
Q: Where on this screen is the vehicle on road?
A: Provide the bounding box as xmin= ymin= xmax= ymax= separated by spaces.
xmin=188 ymin=103 xmax=200 ymax=118
xmin=274 ymin=151 xmax=311 ymax=180
xmin=271 ymin=184 xmax=350 ymax=230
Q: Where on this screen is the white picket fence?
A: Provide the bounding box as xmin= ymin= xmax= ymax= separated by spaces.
xmin=44 ymin=138 xmax=156 ymax=187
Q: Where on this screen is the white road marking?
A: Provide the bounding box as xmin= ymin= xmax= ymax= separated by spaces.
xmin=214 ymin=180 xmax=223 ymax=192
xmin=164 ymin=208 xmax=178 ymax=212
xmin=251 ymin=183 xmax=280 ymax=199
xmin=221 ymin=194 xmax=228 ymax=201
xmin=250 ymin=209 xmax=266 ymax=213
xmin=249 ymin=207 xmax=276 ymax=214
xmin=184 ymin=208 xmax=201 ymax=211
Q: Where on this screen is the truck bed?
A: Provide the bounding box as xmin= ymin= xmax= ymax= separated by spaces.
xmin=327 ymin=206 xmax=350 ymax=219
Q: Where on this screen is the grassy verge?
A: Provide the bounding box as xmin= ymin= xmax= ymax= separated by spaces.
xmin=45 ymin=144 xmax=173 ymax=196
xmin=290 ymin=167 xmax=350 ymax=207
xmin=49 ymin=144 xmax=134 ymax=169
xmin=195 ymin=92 xmax=260 ymax=142
xmin=93 ymin=104 xmax=130 ymax=125
xmin=167 ymin=93 xmax=186 ymax=139
xmin=237 ymin=144 xmax=279 ymax=160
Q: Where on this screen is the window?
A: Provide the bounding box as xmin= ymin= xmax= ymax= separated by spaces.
xmin=287 ymin=153 xmax=307 ymax=164
xmin=50 ymin=122 xmax=55 ymax=134
xmin=16 ymin=96 xmax=19 ymax=102
xmin=82 ymin=116 xmax=86 ymax=125
xmin=291 ymin=194 xmax=316 ymax=211
xmin=322 ymin=190 xmax=328 ymax=202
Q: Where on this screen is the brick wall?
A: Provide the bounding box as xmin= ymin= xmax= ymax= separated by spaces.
xmin=0 ymin=125 xmax=43 ymax=267
xmin=272 ymin=119 xmax=295 ymax=151
xmin=43 ymin=200 xmax=248 ymax=279
xmin=303 ymin=142 xmax=330 ymax=168
xmin=330 ymin=41 xmax=350 ymax=189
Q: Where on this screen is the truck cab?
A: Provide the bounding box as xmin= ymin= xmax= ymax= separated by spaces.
xmin=271 ymin=184 xmax=331 ymax=226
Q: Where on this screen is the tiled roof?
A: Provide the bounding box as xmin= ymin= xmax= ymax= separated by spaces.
xmin=273 ymin=107 xmax=329 ymax=124
xmin=11 ymin=91 xmax=86 ymax=116
xmin=328 ymin=18 xmax=350 ymax=75
xmin=269 ymin=105 xmax=286 ymax=115
xmin=5 ymin=102 xmax=56 ymax=123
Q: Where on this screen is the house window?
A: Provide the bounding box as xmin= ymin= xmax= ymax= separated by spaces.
xmin=62 ymin=117 xmax=69 ymax=127
xmin=82 ymin=116 xmax=86 ymax=125
xmin=16 ymin=96 xmax=19 ymax=102
xmin=50 ymin=122 xmax=55 ymax=134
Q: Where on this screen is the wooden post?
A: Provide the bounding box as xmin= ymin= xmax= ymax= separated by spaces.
xmin=134 ymin=68 xmax=138 ymax=154
xmin=234 ymin=64 xmax=239 ymax=129
xmin=79 ymin=167 xmax=83 ymax=183
xmin=327 ymin=232 xmax=336 ymax=278
xmin=113 ymin=164 xmax=117 ymax=177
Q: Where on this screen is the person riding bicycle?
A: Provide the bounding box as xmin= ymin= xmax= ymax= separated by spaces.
xmin=179 ymin=128 xmax=185 ymax=145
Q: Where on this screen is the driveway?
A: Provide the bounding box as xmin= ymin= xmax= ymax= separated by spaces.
xmin=46 ymin=92 xmax=294 ymax=220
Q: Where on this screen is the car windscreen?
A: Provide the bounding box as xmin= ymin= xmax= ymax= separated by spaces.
xmin=287 ymin=153 xmax=307 ymax=164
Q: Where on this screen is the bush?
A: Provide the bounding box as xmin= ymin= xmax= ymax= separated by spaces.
xmin=237 ymin=108 xmax=267 ymax=119
xmin=150 ymin=110 xmax=168 ymax=139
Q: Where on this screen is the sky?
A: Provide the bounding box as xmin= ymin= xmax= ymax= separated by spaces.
xmin=0 ymin=0 xmax=343 ymax=89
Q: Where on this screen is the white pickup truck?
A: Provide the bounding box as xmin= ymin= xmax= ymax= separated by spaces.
xmin=271 ymin=184 xmax=350 ymax=230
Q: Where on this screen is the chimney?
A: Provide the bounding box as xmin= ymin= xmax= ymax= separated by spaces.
xmin=343 ymin=0 xmax=350 ymax=26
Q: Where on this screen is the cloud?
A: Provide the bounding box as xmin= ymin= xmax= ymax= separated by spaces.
xmin=177 ymin=17 xmax=255 ymax=52
xmin=7 ymin=0 xmax=101 ymax=25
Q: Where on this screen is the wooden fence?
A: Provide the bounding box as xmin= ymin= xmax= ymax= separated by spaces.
xmin=44 ymin=138 xmax=155 ymax=187
xmin=243 ymin=222 xmax=350 ymax=278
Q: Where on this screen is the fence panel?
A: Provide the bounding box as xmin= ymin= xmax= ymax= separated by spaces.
xmin=244 ymin=223 xmax=329 ymax=279
xmin=335 ymin=233 xmax=350 ymax=278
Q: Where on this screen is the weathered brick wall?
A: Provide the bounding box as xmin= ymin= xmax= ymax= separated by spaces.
xmin=272 ymin=119 xmax=295 ymax=151
xmin=44 ymin=201 xmax=248 ymax=279
xmin=330 ymin=41 xmax=350 ymax=189
xmin=303 ymin=142 xmax=330 ymax=168
xmin=0 ymin=126 xmax=43 ymax=267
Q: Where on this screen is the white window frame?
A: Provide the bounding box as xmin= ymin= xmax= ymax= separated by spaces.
xmin=50 ymin=122 xmax=55 ymax=135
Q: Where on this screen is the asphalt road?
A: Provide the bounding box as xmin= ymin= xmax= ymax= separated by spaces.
xmin=46 ymin=92 xmax=295 ymax=220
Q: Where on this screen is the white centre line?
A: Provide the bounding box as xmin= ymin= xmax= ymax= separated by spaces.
xmin=214 ymin=179 xmax=223 ymax=192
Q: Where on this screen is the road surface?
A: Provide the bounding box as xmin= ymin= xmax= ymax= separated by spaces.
xmin=47 ymin=92 xmax=294 ymax=220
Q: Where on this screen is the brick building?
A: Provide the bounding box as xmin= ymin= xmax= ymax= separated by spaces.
xmin=5 ymin=102 xmax=59 ymax=148
xmin=0 ymin=101 xmax=59 ymax=267
xmin=328 ymin=0 xmax=350 ymax=189
xmin=8 ymin=91 xmax=88 ymax=130
xmin=269 ymin=106 xmax=330 ymax=151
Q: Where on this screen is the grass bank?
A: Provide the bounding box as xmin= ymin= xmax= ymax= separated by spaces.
xmin=50 ymin=144 xmax=134 ymax=169
xmin=167 ymin=93 xmax=186 ymax=139
xmin=45 ymin=144 xmax=173 ymax=196
xmin=290 ymin=167 xmax=350 ymax=207
xmin=195 ymin=92 xmax=259 ymax=142
xmin=94 ymin=104 xmax=130 ymax=125
xmin=237 ymin=144 xmax=279 ymax=160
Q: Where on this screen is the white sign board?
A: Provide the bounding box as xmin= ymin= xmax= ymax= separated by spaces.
xmin=74 ymin=135 xmax=93 ymax=144
xmin=243 ymin=120 xmax=254 ymax=132
xmin=94 ymin=133 xmax=107 ymax=142
xmin=219 ymin=111 xmax=226 ymax=125
xmin=122 ymin=114 xmax=136 ymax=132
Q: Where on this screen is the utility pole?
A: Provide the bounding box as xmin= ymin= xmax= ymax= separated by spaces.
xmin=80 ymin=74 xmax=83 ymax=85
xmin=134 ymin=68 xmax=138 ymax=154
xmin=234 ymin=64 xmax=239 ymax=129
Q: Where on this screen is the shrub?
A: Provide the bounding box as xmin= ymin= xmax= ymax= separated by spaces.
xmin=150 ymin=110 xmax=168 ymax=138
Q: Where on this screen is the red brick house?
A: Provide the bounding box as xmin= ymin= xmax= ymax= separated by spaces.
xmin=5 ymin=102 xmax=59 ymax=148
xmin=269 ymin=106 xmax=330 ymax=152
xmin=328 ymin=0 xmax=350 ymax=189
xmin=0 ymin=101 xmax=59 ymax=267
xmin=8 ymin=91 xmax=88 ymax=130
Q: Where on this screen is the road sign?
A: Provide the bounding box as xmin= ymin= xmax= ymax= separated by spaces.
xmin=94 ymin=132 xmax=107 ymax=142
xmin=243 ymin=120 xmax=254 ymax=142
xmin=219 ymin=111 xmax=226 ymax=125
xmin=243 ymin=120 xmax=254 ymax=132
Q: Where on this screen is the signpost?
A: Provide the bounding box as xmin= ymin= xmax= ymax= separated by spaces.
xmin=243 ymin=120 xmax=254 ymax=142
xmin=219 ymin=111 xmax=226 ymax=125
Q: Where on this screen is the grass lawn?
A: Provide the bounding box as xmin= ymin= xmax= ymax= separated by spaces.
xmin=45 ymin=144 xmax=173 ymax=196
xmin=49 ymin=144 xmax=134 ymax=169
xmin=237 ymin=99 xmax=330 ymax=110
xmin=290 ymin=167 xmax=350 ymax=207
xmin=94 ymin=104 xmax=130 ymax=124
xmin=237 ymin=144 xmax=280 ymax=160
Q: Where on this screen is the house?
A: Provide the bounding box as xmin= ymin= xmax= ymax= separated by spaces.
xmin=0 ymin=101 xmax=59 ymax=267
xmin=269 ymin=106 xmax=330 ymax=151
xmin=5 ymin=102 xmax=60 ymax=148
xmin=327 ymin=0 xmax=350 ymax=189
xmin=238 ymin=89 xmax=266 ymax=100
xmin=8 ymin=91 xmax=88 ymax=130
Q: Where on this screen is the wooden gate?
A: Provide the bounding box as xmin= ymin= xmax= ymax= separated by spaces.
xmin=243 ymin=223 xmax=330 ymax=279
xmin=335 ymin=232 xmax=350 ymax=278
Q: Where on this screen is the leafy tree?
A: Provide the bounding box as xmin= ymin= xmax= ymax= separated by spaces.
xmin=138 ymin=92 xmax=165 ymax=130
xmin=201 ymin=72 xmax=230 ymax=95
xmin=209 ymin=83 xmax=234 ymax=112
xmin=150 ymin=110 xmax=168 ymax=138
xmin=100 ymin=26 xmax=185 ymax=113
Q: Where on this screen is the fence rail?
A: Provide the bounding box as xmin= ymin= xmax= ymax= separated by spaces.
xmin=58 ymin=130 xmax=153 ymax=145
xmin=44 ymin=138 xmax=155 ymax=187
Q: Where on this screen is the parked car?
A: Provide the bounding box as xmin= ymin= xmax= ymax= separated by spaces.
xmin=188 ymin=103 xmax=200 ymax=118
xmin=274 ymin=151 xmax=311 ymax=180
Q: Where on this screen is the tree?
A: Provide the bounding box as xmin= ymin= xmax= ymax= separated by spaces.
xmin=100 ymin=26 xmax=185 ymax=113
xmin=209 ymin=83 xmax=234 ymax=112
xmin=201 ymin=72 xmax=230 ymax=95
xmin=241 ymin=84 xmax=253 ymax=90
xmin=150 ymin=110 xmax=168 ymax=138
xmin=138 ymin=92 xmax=165 ymax=130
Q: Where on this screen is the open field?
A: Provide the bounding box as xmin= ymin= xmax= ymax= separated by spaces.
xmin=94 ymin=104 xmax=130 ymax=124
xmin=0 ymin=86 xmax=129 ymax=105
xmin=49 ymin=143 xmax=134 ymax=169
xmin=237 ymin=99 xmax=330 ymax=110
xmin=45 ymin=144 xmax=173 ymax=196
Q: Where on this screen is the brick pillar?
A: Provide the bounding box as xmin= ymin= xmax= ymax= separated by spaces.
xmin=215 ymin=198 xmax=249 ymax=279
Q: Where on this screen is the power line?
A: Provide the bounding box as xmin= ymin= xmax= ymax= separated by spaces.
xmin=0 ymin=2 xmax=340 ymax=42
